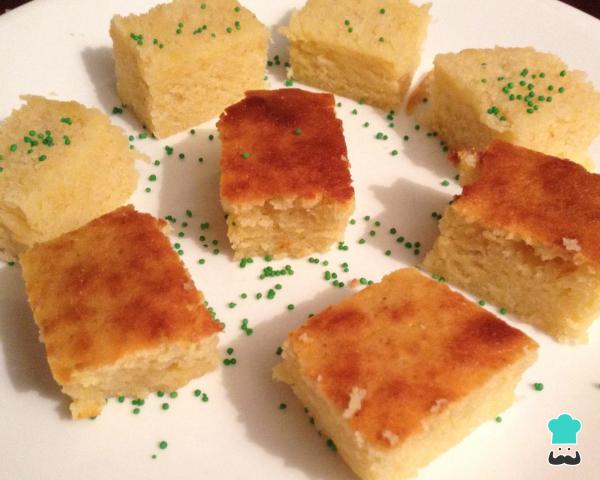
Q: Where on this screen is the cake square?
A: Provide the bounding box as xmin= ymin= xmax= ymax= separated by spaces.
xmin=424 ymin=140 xmax=600 ymax=343
xmin=0 ymin=95 xmax=144 ymax=260
xmin=285 ymin=0 xmax=431 ymax=109
xmin=420 ymin=47 xmax=600 ymax=169
xmin=218 ymin=88 xmax=355 ymax=259
xmin=20 ymin=205 xmax=222 ymax=419
xmin=110 ymin=0 xmax=269 ymax=138
xmin=274 ymin=268 xmax=537 ymax=480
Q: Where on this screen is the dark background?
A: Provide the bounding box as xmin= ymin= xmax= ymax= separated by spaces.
xmin=1 ymin=0 xmax=600 ymax=18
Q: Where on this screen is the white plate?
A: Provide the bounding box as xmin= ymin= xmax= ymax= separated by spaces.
xmin=1 ymin=1 xmax=599 ymax=479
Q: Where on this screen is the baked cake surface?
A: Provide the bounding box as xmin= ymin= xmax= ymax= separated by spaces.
xmin=424 ymin=140 xmax=600 ymax=342
xmin=0 ymin=95 xmax=143 ymax=260
xmin=110 ymin=0 xmax=269 ymax=138
xmin=420 ymin=47 xmax=600 ymax=169
xmin=218 ymin=88 xmax=354 ymax=258
xmin=286 ymin=0 xmax=431 ymax=109
xmin=274 ymin=268 xmax=537 ymax=480
xmin=20 ymin=205 xmax=222 ymax=419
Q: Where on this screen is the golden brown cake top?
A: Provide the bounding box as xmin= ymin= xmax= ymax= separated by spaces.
xmin=20 ymin=205 xmax=222 ymax=383
xmin=218 ymin=88 xmax=354 ymax=204
xmin=284 ymin=268 xmax=536 ymax=449
xmin=454 ymin=140 xmax=600 ymax=266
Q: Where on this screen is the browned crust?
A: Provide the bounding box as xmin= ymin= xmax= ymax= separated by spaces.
xmin=218 ymin=88 xmax=354 ymax=204
xmin=454 ymin=140 xmax=600 ymax=265
xmin=20 ymin=205 xmax=222 ymax=383
xmin=285 ymin=268 xmax=537 ymax=448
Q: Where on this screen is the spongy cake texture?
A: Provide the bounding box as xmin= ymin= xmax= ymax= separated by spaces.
xmin=424 ymin=141 xmax=600 ymax=343
xmin=20 ymin=205 xmax=223 ymax=419
xmin=421 ymin=47 xmax=600 ymax=168
xmin=110 ymin=0 xmax=269 ymax=138
xmin=274 ymin=268 xmax=537 ymax=480
xmin=218 ymin=88 xmax=354 ymax=259
xmin=286 ymin=0 xmax=430 ymax=109
xmin=0 ymin=95 xmax=143 ymax=260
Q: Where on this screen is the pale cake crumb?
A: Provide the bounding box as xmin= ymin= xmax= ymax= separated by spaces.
xmin=430 ymin=398 xmax=449 ymax=413
xmin=286 ymin=0 xmax=431 ymax=109
xmin=563 ymin=238 xmax=581 ymax=252
xmin=343 ymin=386 xmax=367 ymax=419
xmin=298 ymin=333 xmax=312 ymax=344
xmin=110 ymin=0 xmax=269 ymax=137
xmin=381 ymin=430 xmax=400 ymax=447
xmin=420 ymin=47 xmax=600 ymax=168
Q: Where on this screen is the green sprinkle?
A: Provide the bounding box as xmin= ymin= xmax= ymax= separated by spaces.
xmin=157 ymin=391 xmax=165 ymax=397
xmin=276 ymin=346 xmax=283 ymax=355
xmin=201 ymin=3 xmax=206 ymax=9
xmin=558 ymin=87 xmax=565 ymax=93
xmin=165 ymin=146 xmax=174 ymax=155
xmin=534 ymin=383 xmax=544 ymax=391
xmin=285 ymin=79 xmax=294 ymax=87
xmin=132 ymin=408 xmax=140 ymax=415
xmin=9 ymin=144 xmax=17 ymax=152
xmin=279 ymin=403 xmax=287 ymax=410
xmin=499 ymin=307 xmax=507 ymax=315
xmin=60 ymin=117 xmax=72 ymax=125
xmin=379 ymin=37 xmax=384 ymax=43
xmin=495 ymin=416 xmax=502 ymax=423
xmin=112 ymin=106 xmax=123 ymax=114
xmin=162 ymin=403 xmax=169 ymax=410
xmin=38 ymin=155 xmax=47 ymax=162
xmin=358 ymin=239 xmax=366 ymax=245
xmin=287 ymin=304 xmax=295 ymax=311
xmin=159 ymin=441 xmax=168 ymax=450
xmin=178 ymin=153 xmax=185 ymax=159
xmin=326 ymin=438 xmax=337 ymax=452
xmin=441 ymin=180 xmax=450 ymax=187
xmin=478 ymin=299 xmax=486 ymax=306
xmin=379 ymin=8 xmax=385 ymax=14
xmin=385 ymin=250 xmax=391 ymax=256
xmin=241 ymin=152 xmax=250 ymax=159
xmin=148 ymin=174 xmax=157 ymax=182
xmin=363 ymin=122 xmax=369 ymax=128
xmin=118 ymin=395 xmax=125 ymax=403
xmin=293 ymin=128 xmax=302 ymax=135
xmin=170 ymin=391 xmax=178 ymax=399
xmin=391 ymin=149 xmax=398 ymax=156
xmin=344 ymin=19 xmax=350 ymax=26
xmin=560 ymin=70 xmax=566 ymax=77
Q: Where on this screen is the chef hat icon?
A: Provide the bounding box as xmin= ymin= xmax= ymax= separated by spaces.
xmin=548 ymin=414 xmax=581 ymax=444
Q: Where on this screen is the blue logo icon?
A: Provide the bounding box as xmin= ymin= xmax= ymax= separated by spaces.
xmin=547 ymin=413 xmax=582 ymax=466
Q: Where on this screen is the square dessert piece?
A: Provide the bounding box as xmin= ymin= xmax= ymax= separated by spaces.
xmin=110 ymin=0 xmax=269 ymax=138
xmin=285 ymin=0 xmax=431 ymax=109
xmin=0 ymin=95 xmax=144 ymax=260
xmin=218 ymin=88 xmax=354 ymax=259
xmin=274 ymin=268 xmax=537 ymax=480
xmin=424 ymin=141 xmax=600 ymax=343
xmin=20 ymin=205 xmax=222 ymax=419
xmin=420 ymin=47 xmax=600 ymax=169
